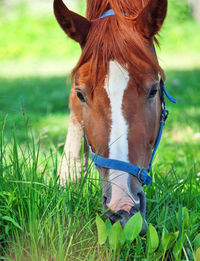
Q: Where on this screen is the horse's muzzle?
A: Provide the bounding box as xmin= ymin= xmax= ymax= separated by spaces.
xmin=103 ymin=190 xmax=147 ymax=234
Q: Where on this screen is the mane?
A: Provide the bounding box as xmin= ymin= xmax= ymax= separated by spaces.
xmin=72 ymin=0 xmax=164 ymax=88
xmin=86 ymin=0 xmax=148 ymax=20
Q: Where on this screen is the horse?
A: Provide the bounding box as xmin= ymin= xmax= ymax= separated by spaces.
xmin=53 ymin=0 xmax=176 ymax=233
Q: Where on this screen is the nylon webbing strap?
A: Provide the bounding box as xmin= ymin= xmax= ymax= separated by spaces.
xmin=91 ymin=152 xmax=152 ymax=185
xmin=100 ymin=9 xmax=115 ymax=18
xmin=148 ymin=81 xmax=177 ymax=171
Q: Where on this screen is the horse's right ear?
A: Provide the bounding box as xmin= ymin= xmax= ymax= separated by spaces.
xmin=53 ymin=0 xmax=91 ymax=47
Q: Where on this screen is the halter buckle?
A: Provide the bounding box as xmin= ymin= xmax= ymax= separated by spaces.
xmin=138 ymin=169 xmax=145 ymax=185
xmin=161 ymin=109 xmax=169 ymax=123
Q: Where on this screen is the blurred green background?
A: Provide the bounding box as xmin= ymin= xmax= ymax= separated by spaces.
xmin=0 ymin=0 xmax=200 ymax=151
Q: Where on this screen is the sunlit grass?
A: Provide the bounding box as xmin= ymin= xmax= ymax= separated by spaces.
xmin=0 ymin=12 xmax=81 ymax=61
xmin=0 ymin=133 xmax=102 ymax=260
xmin=0 ymin=111 xmax=200 ymax=260
xmin=0 ymin=64 xmax=200 ymax=259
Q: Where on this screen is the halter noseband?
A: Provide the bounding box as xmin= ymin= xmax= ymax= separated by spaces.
xmin=88 ymin=10 xmax=177 ymax=186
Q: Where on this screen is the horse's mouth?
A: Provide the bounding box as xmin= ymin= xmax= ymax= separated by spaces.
xmin=103 ymin=195 xmax=148 ymax=234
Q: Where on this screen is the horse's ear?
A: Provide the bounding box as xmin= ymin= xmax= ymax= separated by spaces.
xmin=53 ymin=0 xmax=91 ymax=47
xmin=136 ymin=0 xmax=167 ymax=39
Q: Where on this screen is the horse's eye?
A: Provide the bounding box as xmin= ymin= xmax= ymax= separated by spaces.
xmin=148 ymin=86 xmax=158 ymax=99
xmin=77 ymin=91 xmax=86 ymax=103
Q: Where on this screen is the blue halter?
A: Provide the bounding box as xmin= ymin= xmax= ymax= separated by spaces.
xmin=89 ymin=10 xmax=177 ymax=186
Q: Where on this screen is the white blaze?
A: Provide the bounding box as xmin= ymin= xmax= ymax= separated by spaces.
xmin=104 ymin=61 xmax=129 ymax=162
xmin=104 ymin=61 xmax=139 ymax=213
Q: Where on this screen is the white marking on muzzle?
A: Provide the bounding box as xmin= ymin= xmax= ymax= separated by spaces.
xmin=104 ymin=61 xmax=139 ymax=213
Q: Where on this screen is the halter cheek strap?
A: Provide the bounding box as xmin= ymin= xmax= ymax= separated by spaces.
xmin=88 ymin=10 xmax=177 ymax=186
xmin=148 ymin=80 xmax=177 ymax=172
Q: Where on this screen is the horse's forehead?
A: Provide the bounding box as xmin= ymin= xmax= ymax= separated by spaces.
xmin=105 ymin=61 xmax=129 ymax=93
xmin=101 ymin=61 xmax=150 ymax=101
xmin=75 ymin=60 xmax=155 ymax=93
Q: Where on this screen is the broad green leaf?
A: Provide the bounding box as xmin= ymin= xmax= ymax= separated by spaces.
xmin=2 ymin=216 xmax=22 ymax=230
xmin=161 ymin=232 xmax=179 ymax=252
xmin=158 ymin=227 xmax=168 ymax=252
xmin=124 ymin=212 xmax=143 ymax=243
xmin=196 ymin=247 xmax=200 ymax=261
xmin=105 ymin=218 xmax=112 ymax=233
xmin=147 ymin=224 xmax=159 ymax=255
xmin=96 ymin=214 xmax=108 ymax=245
xmin=119 ymin=227 xmax=125 ymax=247
xmin=109 ymin=221 xmax=122 ymax=251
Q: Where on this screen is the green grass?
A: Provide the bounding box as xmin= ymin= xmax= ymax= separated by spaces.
xmin=0 ymin=0 xmax=200 ymax=259
xmin=0 ymin=75 xmax=70 ymax=147
xmin=0 ymin=68 xmax=200 ymax=260
xmin=0 ymin=2 xmax=81 ymax=62
xmin=0 ymin=136 xmax=102 ymax=260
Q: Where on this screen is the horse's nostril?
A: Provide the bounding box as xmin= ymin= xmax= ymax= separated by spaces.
xmin=102 ymin=195 xmax=109 ymax=212
xmin=103 ymin=195 xmax=107 ymax=204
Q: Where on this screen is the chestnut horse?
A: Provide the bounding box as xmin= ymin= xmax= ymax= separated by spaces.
xmin=54 ymin=0 xmax=176 ymax=232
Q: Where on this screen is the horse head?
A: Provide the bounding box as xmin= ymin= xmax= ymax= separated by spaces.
xmin=54 ymin=0 xmax=168 ymax=233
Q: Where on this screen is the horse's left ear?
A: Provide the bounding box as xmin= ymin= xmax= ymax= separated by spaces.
xmin=54 ymin=0 xmax=91 ymax=47
xmin=136 ymin=0 xmax=167 ymax=39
